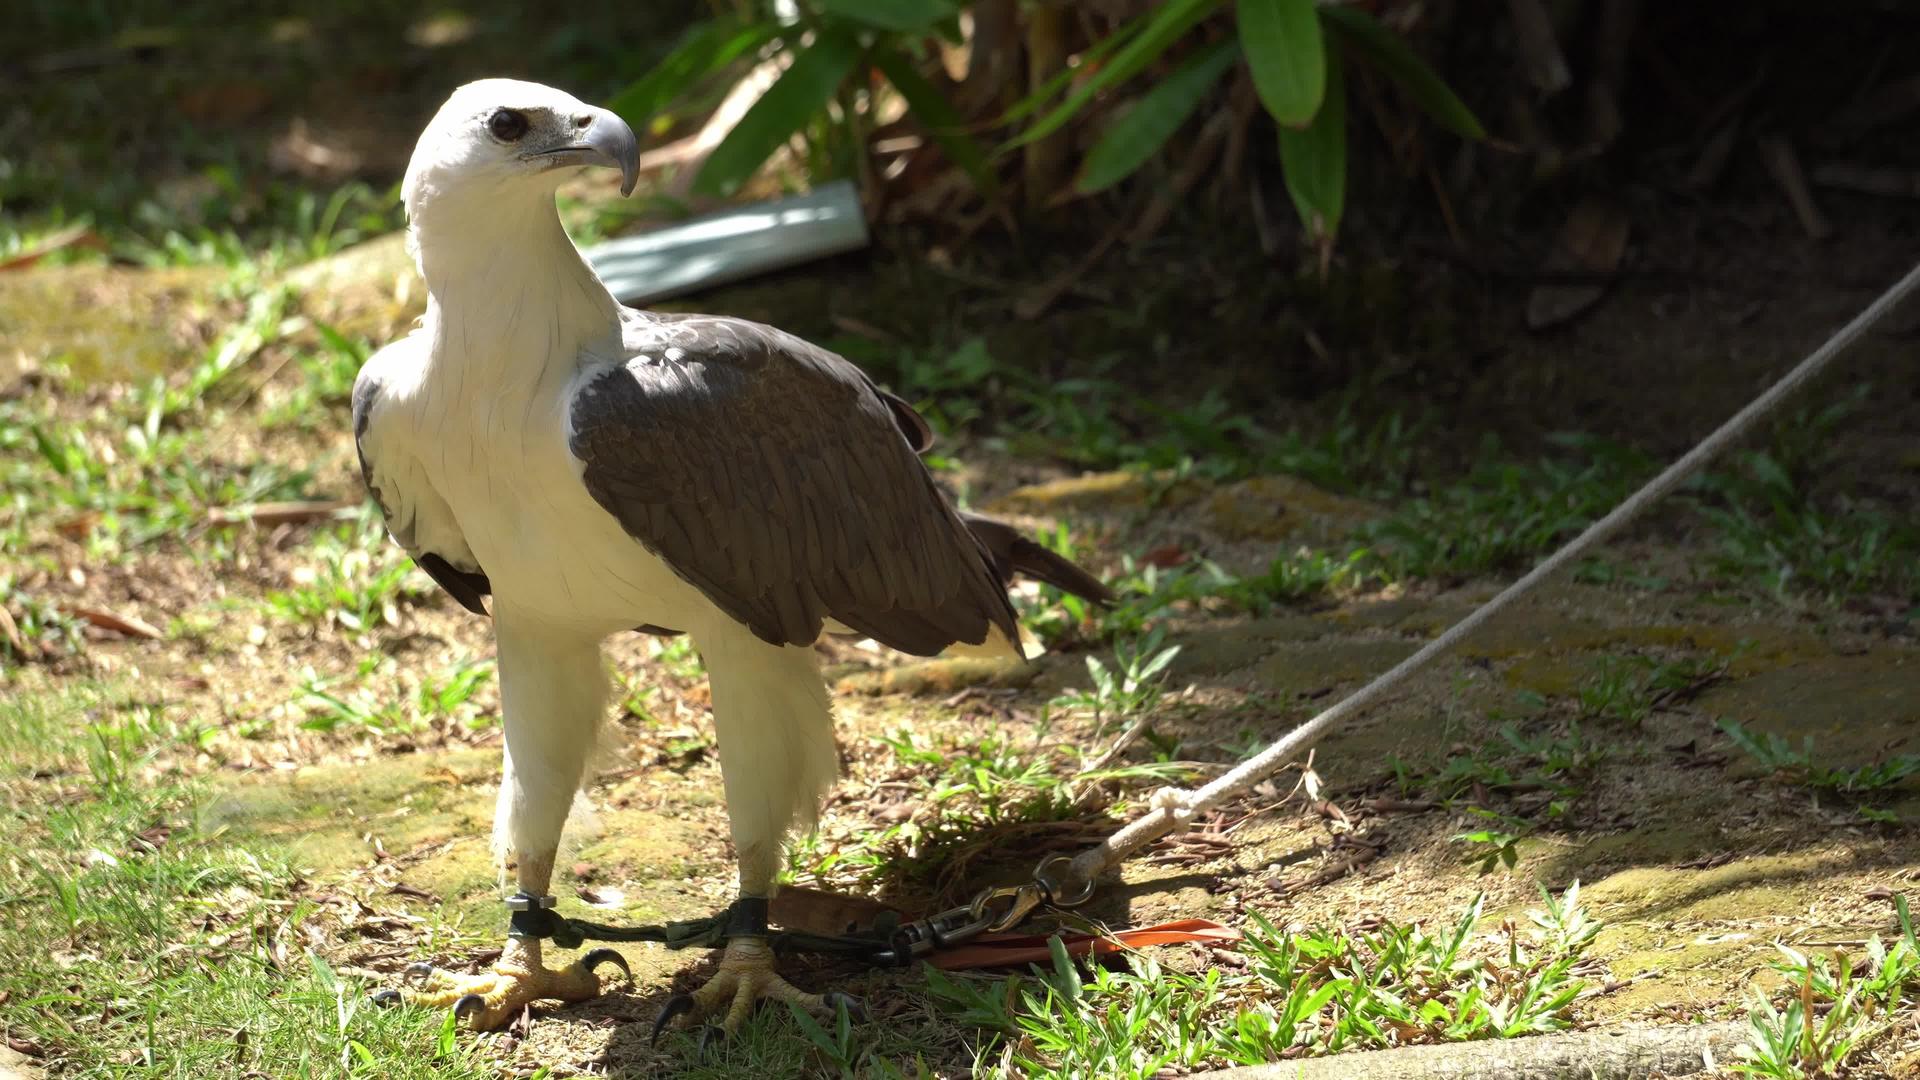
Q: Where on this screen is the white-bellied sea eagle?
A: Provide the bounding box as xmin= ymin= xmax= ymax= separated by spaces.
xmin=353 ymin=79 xmax=1111 ymax=1038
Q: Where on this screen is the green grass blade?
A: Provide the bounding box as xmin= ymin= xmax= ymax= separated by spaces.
xmin=609 ymin=19 xmax=779 ymax=126
xmin=1075 ymin=38 xmax=1239 ymax=194
xmin=819 ymin=0 xmax=957 ymax=33
xmin=1007 ymin=0 xmax=1226 ymax=150
xmin=1320 ymin=5 xmax=1485 ymax=139
xmin=871 ymin=45 xmax=1001 ymax=197
xmin=1276 ymin=45 xmax=1346 ymax=246
xmin=693 ymin=29 xmax=866 ymax=197
xmin=1237 ymin=0 xmax=1324 ymax=127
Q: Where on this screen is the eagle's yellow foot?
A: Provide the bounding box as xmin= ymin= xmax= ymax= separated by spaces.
xmin=373 ymin=941 xmax=629 ymax=1031
xmin=650 ymin=938 xmax=863 ymax=1044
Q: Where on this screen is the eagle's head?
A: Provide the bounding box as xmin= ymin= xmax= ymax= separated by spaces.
xmin=402 ymin=79 xmax=639 ymax=220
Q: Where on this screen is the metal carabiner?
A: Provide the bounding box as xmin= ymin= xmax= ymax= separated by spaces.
xmin=1033 ymin=854 xmax=1095 ymax=908
xmin=972 ymin=882 xmax=1047 ymax=934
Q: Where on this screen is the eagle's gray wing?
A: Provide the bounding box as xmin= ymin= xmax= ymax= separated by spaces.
xmin=568 ymin=312 xmax=1021 ymax=656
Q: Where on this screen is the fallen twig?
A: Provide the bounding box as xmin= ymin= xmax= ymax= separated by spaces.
xmin=1758 ymin=135 xmax=1833 ymax=240
xmin=0 ymin=602 xmax=33 ymax=657
xmin=59 ymin=604 xmax=163 ymax=640
xmin=207 ymin=499 xmax=360 ymax=528
xmin=1505 ymin=0 xmax=1573 ymax=95
xmin=1814 ymin=162 xmax=1920 ymax=199
xmin=0 ymin=224 xmax=106 ymax=271
xmin=1361 ymin=797 xmax=1438 ymax=814
xmin=1014 ymin=220 xmax=1125 ymax=321
xmin=1129 ymin=106 xmax=1234 ymax=246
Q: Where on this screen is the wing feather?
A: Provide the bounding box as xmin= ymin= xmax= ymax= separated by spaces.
xmin=568 ymin=313 xmax=1020 ymax=656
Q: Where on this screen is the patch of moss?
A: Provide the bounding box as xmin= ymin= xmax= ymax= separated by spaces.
xmin=207 ymin=748 xmax=497 ymax=878
xmin=985 ymin=471 xmax=1205 ymax=518
xmin=0 ymin=263 xmax=227 ymax=380
xmin=281 ymin=231 xmax=423 ymax=342
xmin=1255 ymin=639 xmax=1420 ymax=695
xmin=1582 ymin=852 xmax=1845 ymax=922
xmin=1202 ymin=474 xmax=1382 ymax=545
xmin=1695 ymin=654 xmax=1920 ymax=763
xmin=834 ymin=655 xmax=1036 ymax=697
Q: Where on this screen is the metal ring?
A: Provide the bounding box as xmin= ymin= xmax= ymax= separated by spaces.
xmin=1033 ymin=854 xmax=1094 ymax=908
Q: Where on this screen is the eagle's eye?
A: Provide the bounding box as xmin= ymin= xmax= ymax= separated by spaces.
xmin=487 ymin=108 xmax=530 ymax=143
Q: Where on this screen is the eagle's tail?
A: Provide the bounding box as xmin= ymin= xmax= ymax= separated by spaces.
xmin=961 ymin=512 xmax=1115 ymax=607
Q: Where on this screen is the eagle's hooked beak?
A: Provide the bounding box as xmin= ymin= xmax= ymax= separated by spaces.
xmin=532 ymin=107 xmax=640 ymax=197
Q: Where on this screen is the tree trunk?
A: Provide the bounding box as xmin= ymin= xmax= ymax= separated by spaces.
xmin=1191 ymin=1022 xmax=1748 ymax=1080
xmin=1022 ymin=4 xmax=1072 ymax=213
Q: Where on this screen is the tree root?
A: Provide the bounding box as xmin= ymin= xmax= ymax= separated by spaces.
xmin=1192 ymin=1021 xmax=1747 ymax=1080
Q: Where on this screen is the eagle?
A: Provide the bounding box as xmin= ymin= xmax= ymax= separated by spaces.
xmin=354 ymin=79 xmax=1111 ymax=1036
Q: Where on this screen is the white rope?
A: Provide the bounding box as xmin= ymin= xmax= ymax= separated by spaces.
xmin=1064 ymin=261 xmax=1920 ymax=891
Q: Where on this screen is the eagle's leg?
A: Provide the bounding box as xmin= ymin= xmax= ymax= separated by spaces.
xmin=375 ymin=617 xmax=627 ymax=1030
xmin=653 ymin=632 xmax=848 ymax=1039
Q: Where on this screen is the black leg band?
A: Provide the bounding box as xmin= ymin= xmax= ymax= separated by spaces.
xmin=506 ymin=891 xmax=562 ymax=941
xmin=727 ymin=896 xmax=770 ymax=938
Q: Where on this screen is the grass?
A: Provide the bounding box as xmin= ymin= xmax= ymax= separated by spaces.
xmin=788 ymin=723 xmax=1193 ymax=895
xmin=264 ymin=515 xmax=433 ymax=634
xmin=1574 ymin=647 xmax=1739 ymax=726
xmin=3 ymin=170 xmax=404 ymax=273
xmin=1048 ymin=629 xmax=1183 ymax=727
xmin=1734 ymin=896 xmax=1920 ymax=1078
xmin=1694 ymin=451 xmax=1917 ymax=604
xmin=1386 ymin=697 xmax=1616 ymax=873
xmin=296 ymin=655 xmax=497 ymax=735
xmin=1718 ymin=719 xmax=1920 ymax=815
xmin=0 ymin=685 xmax=496 ymax=1078
xmin=1 ymin=395 xmax=320 ymax=560
xmin=1357 ymin=434 xmax=1654 ymax=581
xmin=924 ymin=883 xmax=1602 ymax=1077
xmin=843 ymin=337 xmax=1434 ymax=490
xmin=1689 ymin=387 xmax=1918 ymax=605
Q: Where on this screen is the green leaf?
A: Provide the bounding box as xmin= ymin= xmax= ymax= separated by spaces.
xmin=1076 ymin=39 xmax=1239 ymax=194
xmin=609 ymin=19 xmax=777 ymax=126
xmin=819 ymin=0 xmax=957 ymax=33
xmin=1320 ymin=5 xmax=1485 ymax=139
xmin=1009 ymin=0 xmax=1227 ymax=149
xmin=1047 ymin=934 xmax=1084 ymax=1003
xmin=1238 ymin=0 xmax=1324 ymax=127
xmin=1276 ymin=45 xmax=1346 ymax=247
xmin=693 ymin=29 xmax=865 ymax=197
xmin=871 ymin=45 xmax=1000 ymax=197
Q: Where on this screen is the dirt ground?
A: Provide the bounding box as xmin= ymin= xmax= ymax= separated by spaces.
xmin=6 ymin=202 xmax=1920 ymax=1075
xmin=5 ymin=6 xmax=1920 ymax=1074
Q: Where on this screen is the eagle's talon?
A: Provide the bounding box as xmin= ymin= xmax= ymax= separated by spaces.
xmin=582 ymin=947 xmax=630 ymax=981
xmin=371 ymin=988 xmax=404 ymax=1007
xmin=403 ymin=961 xmax=437 ymax=985
xmin=650 ymin=992 xmax=696 ymax=1046
xmin=695 ymin=1023 xmax=725 ymax=1058
xmin=661 ymin=936 xmax=836 ymax=1037
xmin=452 ymin=993 xmax=487 ymax=1022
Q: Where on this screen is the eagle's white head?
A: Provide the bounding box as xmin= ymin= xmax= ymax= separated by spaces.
xmin=402 ymin=79 xmax=639 ymax=223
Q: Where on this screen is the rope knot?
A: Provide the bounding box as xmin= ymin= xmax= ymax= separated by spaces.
xmin=1149 ymin=786 xmax=1198 ymax=833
